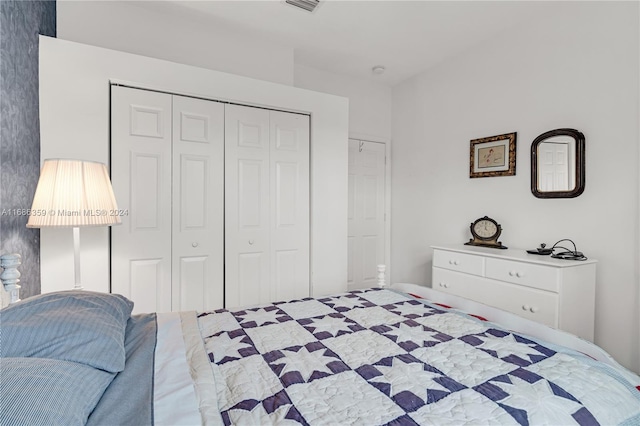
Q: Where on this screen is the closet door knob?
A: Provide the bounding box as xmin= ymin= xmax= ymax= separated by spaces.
xmin=191 ymin=242 xmax=199 ymax=248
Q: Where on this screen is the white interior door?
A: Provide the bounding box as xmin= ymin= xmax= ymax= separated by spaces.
xmin=225 ymin=104 xmax=271 ymax=308
xmin=171 ymin=95 xmax=224 ymax=311
xmin=347 ymin=139 xmax=386 ymax=290
xmin=539 ymin=141 xmax=570 ymax=191
xmin=111 ymin=86 xmax=172 ymax=313
xmin=225 ymin=104 xmax=310 ymax=308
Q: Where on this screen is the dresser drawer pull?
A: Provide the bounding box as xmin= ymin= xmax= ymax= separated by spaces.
xmin=448 ymin=260 xmax=460 ymax=266
xmin=509 ymin=271 xmax=524 ymax=278
xmin=438 ymin=282 xmax=450 ymax=289
xmin=522 ymin=304 xmax=539 ymax=313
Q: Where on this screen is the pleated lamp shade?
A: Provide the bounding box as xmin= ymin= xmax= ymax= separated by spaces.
xmin=27 ymin=159 xmax=121 ymax=228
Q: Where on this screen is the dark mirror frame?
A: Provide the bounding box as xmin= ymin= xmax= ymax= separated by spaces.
xmin=531 ymin=128 xmax=585 ymax=199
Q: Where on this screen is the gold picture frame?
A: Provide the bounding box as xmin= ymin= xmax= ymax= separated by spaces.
xmin=470 ymin=132 xmax=517 ymax=178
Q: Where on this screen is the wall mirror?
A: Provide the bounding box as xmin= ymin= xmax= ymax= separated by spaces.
xmin=531 ymin=128 xmax=585 ymax=198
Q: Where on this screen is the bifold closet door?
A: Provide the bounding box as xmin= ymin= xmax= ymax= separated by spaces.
xmin=111 ymin=86 xmax=224 ymax=313
xmin=225 ymin=104 xmax=310 ymax=308
xmin=111 ymin=86 xmax=172 ymax=313
xmin=171 ymin=95 xmax=224 ymax=312
xmin=270 ymin=110 xmax=310 ymax=302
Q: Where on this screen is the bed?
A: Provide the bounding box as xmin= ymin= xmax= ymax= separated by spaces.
xmin=1 ymin=275 xmax=639 ymax=425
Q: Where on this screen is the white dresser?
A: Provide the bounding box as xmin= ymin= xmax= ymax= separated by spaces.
xmin=431 ymin=245 xmax=597 ymax=341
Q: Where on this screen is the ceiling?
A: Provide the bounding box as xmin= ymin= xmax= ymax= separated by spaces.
xmin=140 ymin=1 xmax=552 ymax=86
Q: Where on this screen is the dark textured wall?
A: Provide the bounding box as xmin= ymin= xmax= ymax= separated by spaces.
xmin=1 ymin=1 xmax=56 ymax=298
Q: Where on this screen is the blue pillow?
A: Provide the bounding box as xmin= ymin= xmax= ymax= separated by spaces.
xmin=0 ymin=357 xmax=115 ymax=426
xmin=0 ymin=291 xmax=133 ymax=373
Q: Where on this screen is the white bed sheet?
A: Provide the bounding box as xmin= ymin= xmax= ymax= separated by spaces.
xmin=154 ymin=312 xmax=222 ymax=426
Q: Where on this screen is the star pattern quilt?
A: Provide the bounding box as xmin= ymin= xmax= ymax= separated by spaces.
xmin=197 ymin=288 xmax=640 ymax=425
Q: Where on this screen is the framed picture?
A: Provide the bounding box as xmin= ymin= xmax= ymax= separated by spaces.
xmin=469 ymin=132 xmax=517 ymax=178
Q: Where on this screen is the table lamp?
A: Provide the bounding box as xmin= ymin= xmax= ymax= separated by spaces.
xmin=27 ymin=159 xmax=121 ymax=290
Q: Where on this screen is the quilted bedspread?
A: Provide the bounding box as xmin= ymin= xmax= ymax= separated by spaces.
xmin=197 ymin=288 xmax=640 ymax=425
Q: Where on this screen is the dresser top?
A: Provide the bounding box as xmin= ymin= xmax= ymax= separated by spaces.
xmin=431 ymin=244 xmax=598 ymax=267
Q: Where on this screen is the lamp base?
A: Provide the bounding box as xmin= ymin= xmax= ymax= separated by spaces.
xmin=73 ymin=227 xmax=83 ymax=290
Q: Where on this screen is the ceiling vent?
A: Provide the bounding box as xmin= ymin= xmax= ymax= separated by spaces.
xmin=285 ymin=0 xmax=319 ymax=13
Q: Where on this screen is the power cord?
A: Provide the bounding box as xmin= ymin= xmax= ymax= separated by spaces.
xmin=550 ymin=238 xmax=587 ymax=261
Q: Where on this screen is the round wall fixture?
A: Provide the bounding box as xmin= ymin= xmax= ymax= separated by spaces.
xmin=372 ymin=65 xmax=385 ymax=75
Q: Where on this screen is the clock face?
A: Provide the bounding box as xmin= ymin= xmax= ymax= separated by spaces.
xmin=466 ymin=216 xmax=506 ymax=249
xmin=473 ymin=219 xmax=498 ymax=239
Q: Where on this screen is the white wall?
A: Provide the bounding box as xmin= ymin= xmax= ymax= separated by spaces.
xmin=39 ymin=36 xmax=349 ymax=300
xmin=56 ymin=0 xmax=294 ymax=85
xmin=294 ymin=64 xmax=392 ymax=143
xmin=58 ymin=0 xmax=395 ymax=140
xmin=294 ymin=64 xmax=393 ymax=279
xmin=391 ymin=2 xmax=639 ymax=372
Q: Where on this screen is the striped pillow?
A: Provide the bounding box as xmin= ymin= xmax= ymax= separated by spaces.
xmin=0 ymin=291 xmax=133 ymax=373
xmin=0 ymin=357 xmax=114 ymax=426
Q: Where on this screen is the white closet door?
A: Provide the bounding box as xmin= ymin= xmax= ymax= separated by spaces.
xmin=111 ymin=86 xmax=172 ymax=313
xmin=225 ymin=104 xmax=271 ymax=308
xmin=347 ymin=139 xmax=386 ymax=290
xmin=225 ymin=105 xmax=310 ymax=308
xmin=270 ymin=111 xmax=310 ymax=301
xmin=171 ymin=95 xmax=224 ymax=311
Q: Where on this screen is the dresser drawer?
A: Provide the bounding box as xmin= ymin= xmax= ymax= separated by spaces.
xmin=432 ymin=267 xmax=489 ymax=300
xmin=485 ymin=258 xmax=559 ymax=293
xmin=432 ymin=268 xmax=559 ymax=328
xmin=433 ymin=249 xmax=483 ymax=276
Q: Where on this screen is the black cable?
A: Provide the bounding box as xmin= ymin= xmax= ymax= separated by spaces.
xmin=550 ymin=238 xmax=587 ymax=261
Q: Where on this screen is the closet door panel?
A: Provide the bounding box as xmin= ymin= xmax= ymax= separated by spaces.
xmin=237 ymin=252 xmax=270 ymax=306
xmin=238 ymin=159 xmax=264 ymax=227
xmin=178 ymin=256 xmax=208 ymax=311
xmin=172 ymin=95 xmax=224 ymax=312
xmin=111 ymin=86 xmax=172 ymax=313
xmin=129 ymin=258 xmax=164 ymax=314
xmin=225 ymin=104 xmax=270 ymax=308
xmin=131 ymin=153 xmax=162 ymax=229
xmin=270 ymin=111 xmax=310 ymax=301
